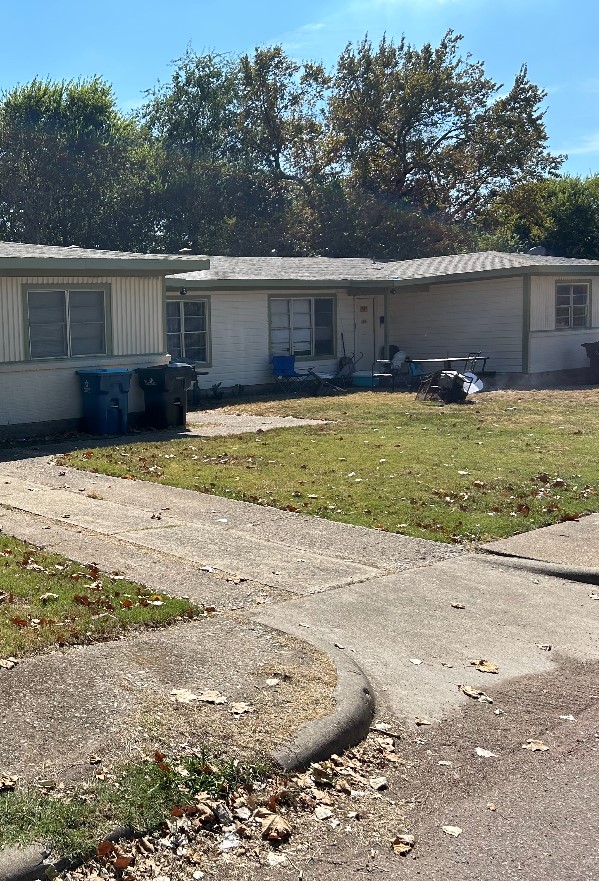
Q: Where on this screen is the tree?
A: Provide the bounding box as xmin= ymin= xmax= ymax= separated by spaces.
xmin=480 ymin=176 xmax=599 ymax=258
xmin=0 ymin=77 xmax=153 ymax=249
xmin=326 ymin=31 xmax=563 ymax=224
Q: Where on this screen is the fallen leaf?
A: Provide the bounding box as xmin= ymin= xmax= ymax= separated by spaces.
xmin=559 ymin=714 xmax=576 ymax=721
xmin=475 ymin=747 xmax=497 ymax=758
xmin=96 ymin=839 xmax=115 ymax=858
xmin=39 ymin=593 xmax=59 ymax=603
xmin=113 ymin=855 xmax=133 ymax=871
xmin=267 ymin=851 xmax=288 ymax=867
xmin=588 ymin=593 xmax=599 ymax=601
xmin=0 ymin=772 xmax=17 ymax=792
xmin=487 ymin=802 xmax=497 ymax=812
xmin=369 ymin=776 xmax=388 ymax=791
xmin=170 ymin=688 xmax=199 ymax=704
xmin=470 ymin=658 xmax=499 ymax=674
xmin=261 ymin=813 xmax=292 ymax=841
xmin=314 ymin=805 xmax=333 ymax=820
xmin=459 ymin=684 xmax=493 ymax=703
xmin=415 ymin=716 xmax=431 ymax=726
xmin=197 ymin=690 xmax=227 ymax=704
xmin=409 ymin=658 xmax=423 ymax=665
xmin=442 ymin=825 xmax=462 ymax=837
xmin=392 ymin=834 xmax=415 ymax=855
xmin=522 ymin=739 xmax=549 ymax=752
xmin=536 ymin=643 xmax=552 ymax=651
xmin=229 ymin=702 xmax=252 ymax=716
xmin=451 ymin=602 xmax=466 ymax=609
xmin=0 ymin=659 xmax=17 ymax=670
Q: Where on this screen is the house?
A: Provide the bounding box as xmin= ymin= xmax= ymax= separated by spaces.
xmin=166 ymin=251 xmax=599 ymax=392
xmin=0 ymin=242 xmax=208 ymax=438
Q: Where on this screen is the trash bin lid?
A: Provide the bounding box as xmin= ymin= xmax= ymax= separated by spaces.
xmin=76 ymin=367 xmax=131 ymax=375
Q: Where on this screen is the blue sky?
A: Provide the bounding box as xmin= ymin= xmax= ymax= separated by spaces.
xmin=2 ymin=0 xmax=599 ymax=176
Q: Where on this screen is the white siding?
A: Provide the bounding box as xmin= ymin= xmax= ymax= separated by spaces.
xmin=182 ymin=288 xmax=355 ymax=389
xmin=0 ymin=274 xmax=166 ymax=427
xmin=387 ymin=276 xmax=524 ymax=373
xmin=0 ymin=274 xmax=163 ymax=363
xmin=530 ymin=274 xmax=599 ymax=330
xmin=528 ymin=275 xmax=599 ymax=372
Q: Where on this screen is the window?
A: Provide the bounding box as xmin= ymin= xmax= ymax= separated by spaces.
xmin=27 ymin=288 xmax=107 ymax=358
xmin=270 ymin=297 xmax=335 ymax=358
xmin=166 ymin=298 xmax=208 ymax=363
xmin=555 ymin=282 xmax=590 ymax=328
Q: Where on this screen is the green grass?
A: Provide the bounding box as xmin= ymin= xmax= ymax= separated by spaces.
xmin=59 ymin=389 xmax=599 ymax=544
xmin=0 ymin=535 xmax=200 ymax=658
xmin=0 ymin=750 xmax=269 ymax=858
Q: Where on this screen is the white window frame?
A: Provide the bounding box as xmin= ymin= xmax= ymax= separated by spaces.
xmin=269 ymin=295 xmax=335 ymax=359
xmin=555 ymin=280 xmax=590 ymax=329
xmin=165 ymin=295 xmax=210 ymax=366
xmin=25 ymin=286 xmax=109 ymax=360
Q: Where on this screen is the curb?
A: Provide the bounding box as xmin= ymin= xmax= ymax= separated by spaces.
xmin=0 ymin=843 xmax=54 ymax=881
xmin=0 ymin=647 xmax=375 ymax=879
xmin=270 ymin=644 xmax=376 ymax=770
xmin=482 ymin=550 xmax=599 ymax=586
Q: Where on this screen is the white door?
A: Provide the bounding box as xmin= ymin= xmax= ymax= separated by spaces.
xmin=354 ymin=298 xmax=375 ymax=369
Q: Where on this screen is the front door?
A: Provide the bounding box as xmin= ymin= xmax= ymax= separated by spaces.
xmin=354 ymin=298 xmax=375 ymax=369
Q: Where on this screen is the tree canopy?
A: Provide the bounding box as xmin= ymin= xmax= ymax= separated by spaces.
xmin=0 ymin=33 xmax=573 ymax=258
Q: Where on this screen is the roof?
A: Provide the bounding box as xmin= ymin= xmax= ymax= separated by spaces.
xmin=0 ymin=242 xmax=209 ymax=273
xmin=167 ymin=251 xmax=599 ymax=289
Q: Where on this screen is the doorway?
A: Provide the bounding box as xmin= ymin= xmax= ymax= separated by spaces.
xmin=354 ymin=297 xmax=376 ymax=369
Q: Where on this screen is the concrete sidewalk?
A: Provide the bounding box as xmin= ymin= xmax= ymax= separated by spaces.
xmin=1 ymin=448 xmax=598 ymax=736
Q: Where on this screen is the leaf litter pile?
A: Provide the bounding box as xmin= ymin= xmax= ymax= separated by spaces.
xmin=0 ymin=534 xmax=199 ymax=658
xmin=61 ymin=388 xmax=599 ymax=544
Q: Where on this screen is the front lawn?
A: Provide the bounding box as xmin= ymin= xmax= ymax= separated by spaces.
xmin=60 ymin=389 xmax=599 ymax=544
xmin=0 ymin=535 xmax=199 ymax=659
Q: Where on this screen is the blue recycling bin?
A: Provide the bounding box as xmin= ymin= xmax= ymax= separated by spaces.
xmin=136 ymin=362 xmax=196 ymax=428
xmin=76 ymin=368 xmax=132 ymax=435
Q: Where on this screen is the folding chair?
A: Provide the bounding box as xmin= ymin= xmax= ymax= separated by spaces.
xmin=462 ymin=352 xmax=481 ymax=374
xmin=271 ymin=355 xmax=313 ymax=395
xmin=406 ymin=359 xmax=430 ymax=391
xmin=416 ymin=369 xmax=443 ymax=401
xmin=375 ymin=349 xmax=406 ymax=391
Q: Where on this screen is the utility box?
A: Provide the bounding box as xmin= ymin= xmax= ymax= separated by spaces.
xmin=76 ymin=369 xmax=132 ymax=435
xmin=136 ymin=363 xmax=196 ymax=428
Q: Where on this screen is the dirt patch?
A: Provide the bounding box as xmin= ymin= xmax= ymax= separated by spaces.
xmin=0 ymin=616 xmax=336 ymax=786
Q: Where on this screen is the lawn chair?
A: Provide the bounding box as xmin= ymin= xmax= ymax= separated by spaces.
xmin=309 ymin=351 xmax=364 ymax=395
xmin=462 ymin=352 xmax=481 ymax=374
xmin=406 ymin=359 xmax=430 ymax=391
xmin=374 ymin=349 xmax=406 ymax=391
xmin=415 ymin=369 xmax=442 ymax=401
xmin=271 ymin=355 xmax=313 ymax=395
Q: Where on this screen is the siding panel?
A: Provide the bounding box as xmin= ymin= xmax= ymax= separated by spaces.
xmin=387 ymin=277 xmax=524 ymax=373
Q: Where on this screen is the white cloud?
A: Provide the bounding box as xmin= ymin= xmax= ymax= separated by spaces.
xmin=561 ymin=132 xmax=599 ymax=156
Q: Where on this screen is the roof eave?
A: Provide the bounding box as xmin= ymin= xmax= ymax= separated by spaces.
xmin=0 ymin=256 xmax=210 ymax=274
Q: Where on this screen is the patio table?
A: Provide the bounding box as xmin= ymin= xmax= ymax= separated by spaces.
xmin=408 ymin=356 xmax=488 ymax=372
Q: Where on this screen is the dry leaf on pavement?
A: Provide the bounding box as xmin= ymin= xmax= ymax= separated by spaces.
xmin=170 ymin=688 xmax=199 ymax=704
xmin=197 ymin=690 xmax=228 ymax=704
xmin=369 ymin=776 xmax=389 ymax=791
xmin=475 ymin=747 xmax=497 ymax=758
xmin=522 ymin=739 xmax=549 ymax=751
xmin=0 ymin=658 xmax=17 ymax=670
xmin=415 ymin=716 xmax=432 ymax=726
xmin=229 ymin=702 xmax=252 ymax=716
xmin=470 ymin=658 xmax=499 ymax=674
xmin=442 ymin=825 xmax=463 ymax=837
xmin=392 ymin=834 xmax=415 ymax=855
xmin=261 ymin=813 xmax=292 ymax=841
xmin=451 ymin=602 xmax=466 ymax=609
xmin=459 ymin=684 xmax=493 ymax=703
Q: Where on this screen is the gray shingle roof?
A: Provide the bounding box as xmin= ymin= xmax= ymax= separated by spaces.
xmin=0 ymin=241 xmax=209 ymax=272
xmin=168 ymin=251 xmax=599 ymax=287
